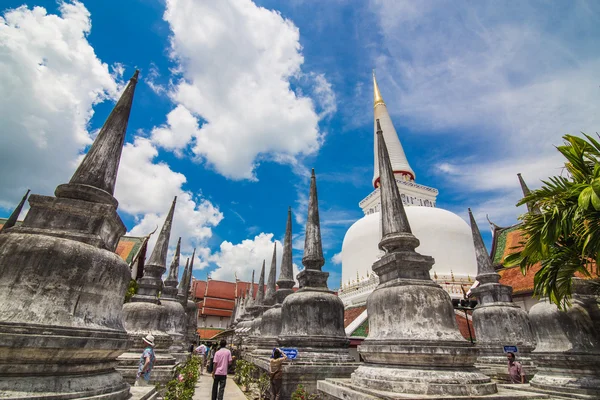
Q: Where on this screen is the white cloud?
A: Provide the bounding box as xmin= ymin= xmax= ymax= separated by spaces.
xmin=331 ymin=252 xmax=342 ymax=265
xmin=117 ymin=137 xmax=223 ymax=267
xmin=209 ymin=232 xmax=300 ymax=282
xmin=155 ymin=0 xmax=330 ymax=180
xmin=0 ymin=2 xmax=120 ymax=209
xmin=370 ymin=0 xmax=600 ymax=223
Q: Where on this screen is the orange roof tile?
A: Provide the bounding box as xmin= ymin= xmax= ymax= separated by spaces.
xmin=197 ymin=328 xmax=225 ymax=340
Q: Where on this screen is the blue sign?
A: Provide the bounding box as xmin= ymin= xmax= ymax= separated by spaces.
xmin=503 ymin=346 xmax=518 ymax=353
xmin=281 ymin=347 xmax=298 ymax=360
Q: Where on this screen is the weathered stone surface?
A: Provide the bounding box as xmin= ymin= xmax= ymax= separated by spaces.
xmin=0 ymin=71 xmax=140 ymax=399
xmin=0 ymin=189 xmax=29 ymax=232
xmin=528 ymin=279 xmax=600 ymax=397
xmin=162 ymin=238 xmax=187 ymax=361
xmin=318 ymin=379 xmax=548 ymax=400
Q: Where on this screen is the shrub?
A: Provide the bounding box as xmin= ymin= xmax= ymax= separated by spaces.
xmin=164 ymin=355 xmax=200 ymax=400
xmin=124 ymin=279 xmax=138 ymax=303
xmin=233 ymin=359 xmax=256 ymax=392
xmin=257 ymin=373 xmax=271 ymax=399
xmin=291 ymin=384 xmax=319 ymax=400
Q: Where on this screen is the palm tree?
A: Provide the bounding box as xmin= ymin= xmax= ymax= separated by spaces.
xmin=505 ymin=134 xmax=600 ymax=309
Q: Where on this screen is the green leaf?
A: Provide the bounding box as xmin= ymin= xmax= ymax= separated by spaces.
xmin=579 ymin=186 xmax=593 ymax=209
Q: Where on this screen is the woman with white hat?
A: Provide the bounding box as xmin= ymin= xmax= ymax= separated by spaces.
xmin=135 ymin=334 xmax=156 ymax=386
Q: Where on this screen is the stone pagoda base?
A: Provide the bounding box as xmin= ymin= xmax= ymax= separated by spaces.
xmin=246 ymin=351 xmax=358 ymax=399
xmin=318 ymin=379 xmax=550 ymax=400
xmin=476 ymin=355 xmax=537 ymax=383
xmin=117 ymin=352 xmax=176 ymax=385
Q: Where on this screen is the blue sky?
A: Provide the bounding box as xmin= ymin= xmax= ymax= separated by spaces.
xmin=1 ymin=0 xmax=599 ymax=288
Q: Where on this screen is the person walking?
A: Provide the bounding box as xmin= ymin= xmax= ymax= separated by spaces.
xmin=194 ymin=342 xmax=207 ymax=374
xmin=135 ymin=334 xmax=156 ymax=386
xmin=507 ymin=352 xmax=525 ymax=383
xmin=269 ymin=348 xmax=288 ymax=400
xmin=211 ymin=340 xmax=233 ymax=400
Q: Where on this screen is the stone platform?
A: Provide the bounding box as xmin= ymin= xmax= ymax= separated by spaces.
xmin=318 ymin=379 xmax=551 ymax=400
xmin=246 ymin=352 xmax=358 ymax=399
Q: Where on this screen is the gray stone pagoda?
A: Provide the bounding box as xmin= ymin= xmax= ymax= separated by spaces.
xmin=250 ymin=243 xmax=281 ymax=353
xmin=468 ymin=208 xmax=536 ymax=381
xmin=0 ymin=189 xmax=29 ymax=232
xmin=175 ymin=250 xmax=197 ymax=345
xmin=0 ymin=71 xmax=139 ymax=399
xmin=526 ymin=278 xmax=600 ymax=398
xmin=118 ymin=197 xmax=177 ymax=384
xmin=275 ymin=169 xmax=355 ymax=397
xmin=235 ymin=270 xmax=256 ymax=338
xmin=318 ymin=120 xmax=499 ymax=398
xmin=255 ymin=207 xmax=296 ymax=350
xmin=162 ymin=237 xmax=188 ymax=362
xmin=247 ymin=259 xmax=269 ymax=348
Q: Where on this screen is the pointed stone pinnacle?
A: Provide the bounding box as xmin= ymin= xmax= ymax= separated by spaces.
xmin=256 ymin=260 xmax=265 ymax=305
xmin=517 ymin=173 xmax=540 ymax=214
xmin=302 ymin=169 xmax=325 ymax=271
xmin=146 ymin=196 xmax=177 ymax=270
xmin=376 ymin=119 xmax=419 ymax=253
xmin=185 ymin=248 xmax=195 ymax=299
xmin=265 ymin=243 xmax=277 ymax=305
xmin=468 ymin=208 xmax=499 ymax=282
xmin=166 ymin=237 xmax=182 ymax=283
xmin=177 ymin=258 xmax=190 ymax=300
xmin=1 ymin=189 xmax=30 ymax=232
xmin=55 ymin=70 xmax=139 ymax=207
xmin=277 ymin=206 xmax=295 ymax=288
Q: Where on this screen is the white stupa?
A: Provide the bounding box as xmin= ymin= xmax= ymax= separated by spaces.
xmin=339 ymin=72 xmax=477 ymax=307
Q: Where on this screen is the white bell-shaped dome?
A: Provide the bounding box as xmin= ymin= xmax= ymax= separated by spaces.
xmin=341 ymin=206 xmax=476 ymax=284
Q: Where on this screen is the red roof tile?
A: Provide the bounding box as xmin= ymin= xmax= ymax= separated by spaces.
xmin=202 ymin=308 xmax=232 ymax=317
xmin=203 ymin=297 xmax=234 ymax=311
xmin=193 ymin=280 xmax=207 ymax=299
xmin=455 ymin=312 xmax=476 ymax=342
xmin=343 ymin=306 xmax=366 ymax=328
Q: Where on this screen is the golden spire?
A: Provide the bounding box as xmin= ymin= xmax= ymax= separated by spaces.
xmin=373 ymin=69 xmax=385 ymax=108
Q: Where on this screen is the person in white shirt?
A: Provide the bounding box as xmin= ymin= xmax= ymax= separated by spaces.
xmin=194 ymin=342 xmax=208 ymax=375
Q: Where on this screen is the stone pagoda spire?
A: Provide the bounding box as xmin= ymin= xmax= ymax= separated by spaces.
xmin=278 ymin=169 xmax=354 ymax=395
xmin=320 ymin=121 xmax=496 ymax=398
xmin=303 ymin=169 xmax=325 ymax=272
xmin=177 ymin=258 xmax=190 ymax=302
xmin=1 ymin=189 xmax=30 ymax=232
xmin=264 ymin=243 xmax=277 ymax=306
xmin=178 ymin=250 xmax=195 ymax=305
xmin=253 ymin=208 xmax=297 ymax=354
xmin=161 ymin=237 xmax=187 ymax=362
xmin=120 ymin=197 xmax=178 ymax=383
xmin=255 ymin=260 xmax=266 ymax=305
xmin=371 ymin=70 xmax=414 ymax=188
xmin=133 ymin=196 xmax=177 ymax=302
xmin=164 ymin=237 xmax=182 ymax=294
xmin=0 ymin=70 xmax=140 ymax=399
xmin=183 ymin=252 xmax=198 ymax=344
xmin=468 ymin=208 xmax=536 ymax=379
xmin=518 ymin=173 xmax=541 ymax=214
xmin=277 ymin=207 xmax=295 ymax=297
xmin=56 ymin=71 xmax=139 ymax=207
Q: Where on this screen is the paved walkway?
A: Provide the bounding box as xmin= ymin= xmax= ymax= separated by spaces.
xmin=193 ymin=374 xmax=247 ymax=400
